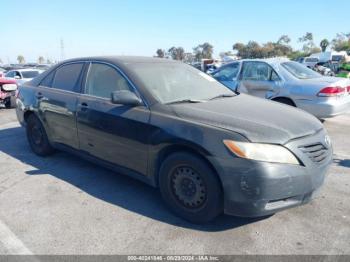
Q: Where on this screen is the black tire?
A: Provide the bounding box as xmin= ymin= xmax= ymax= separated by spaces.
xmin=26 ymin=114 xmax=55 ymax=156
xmin=4 ymin=98 xmax=11 ymax=109
xmin=273 ymin=97 xmax=295 ymax=107
xmin=159 ymin=152 xmax=223 ymax=223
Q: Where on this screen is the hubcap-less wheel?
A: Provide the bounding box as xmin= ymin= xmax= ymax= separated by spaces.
xmin=31 ymin=125 xmax=44 ymax=145
xmin=26 ymin=114 xmax=55 ymax=156
xmin=171 ymin=166 xmax=207 ymax=209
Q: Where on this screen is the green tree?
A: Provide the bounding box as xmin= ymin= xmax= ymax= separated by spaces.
xmin=332 ymin=33 xmax=350 ymax=52
xmin=193 ymin=42 xmax=214 ymax=61
xmin=277 ymin=35 xmax=291 ymax=45
xmin=168 ymin=47 xmax=185 ymax=60
xmin=38 ymin=56 xmax=45 ymax=64
xmin=156 ymin=49 xmax=165 ymax=58
xmin=298 ymin=32 xmax=317 ymax=54
xmin=17 ymin=55 xmax=25 ymax=64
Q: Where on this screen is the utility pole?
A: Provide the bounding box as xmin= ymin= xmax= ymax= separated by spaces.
xmin=60 ymin=38 xmax=65 ymax=61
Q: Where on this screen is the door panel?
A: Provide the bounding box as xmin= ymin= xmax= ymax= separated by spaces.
xmin=77 ymin=96 xmax=150 ymax=175
xmin=239 ymin=80 xmax=276 ymax=98
xmin=36 ymin=62 xmax=84 ymax=149
xmin=76 ymin=62 xmax=150 ymax=176
xmin=37 ymin=87 xmax=79 ymax=148
xmin=238 ymin=61 xmax=280 ymax=98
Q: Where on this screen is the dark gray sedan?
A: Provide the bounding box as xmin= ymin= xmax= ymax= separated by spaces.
xmin=16 ymin=56 xmax=332 ymax=223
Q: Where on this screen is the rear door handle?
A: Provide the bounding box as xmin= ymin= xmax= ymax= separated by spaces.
xmin=80 ymin=102 xmax=89 ymax=111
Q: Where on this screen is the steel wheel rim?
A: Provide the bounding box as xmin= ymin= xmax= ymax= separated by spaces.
xmin=170 ymin=166 xmax=207 ymax=209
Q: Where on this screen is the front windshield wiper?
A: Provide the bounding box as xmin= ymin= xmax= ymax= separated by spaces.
xmin=208 ymin=94 xmax=235 ymax=100
xmin=165 ymin=99 xmax=204 ymax=105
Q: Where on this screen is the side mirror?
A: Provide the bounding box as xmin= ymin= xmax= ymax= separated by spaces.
xmin=111 ymin=90 xmax=143 ymax=106
xmin=14 ymin=75 xmax=21 ymax=79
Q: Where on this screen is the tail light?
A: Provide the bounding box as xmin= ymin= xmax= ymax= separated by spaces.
xmin=347 ymin=86 xmax=350 ymax=93
xmin=317 ymin=86 xmax=346 ymax=97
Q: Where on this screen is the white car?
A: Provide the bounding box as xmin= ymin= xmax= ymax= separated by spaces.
xmin=5 ymin=69 xmax=44 ymax=85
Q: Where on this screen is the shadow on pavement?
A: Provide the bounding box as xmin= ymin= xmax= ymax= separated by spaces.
xmin=333 ymin=157 xmax=350 ymax=168
xmin=0 ymin=126 xmax=268 ymax=232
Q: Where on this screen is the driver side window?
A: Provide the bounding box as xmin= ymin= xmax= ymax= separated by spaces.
xmin=85 ymin=63 xmax=132 ymax=99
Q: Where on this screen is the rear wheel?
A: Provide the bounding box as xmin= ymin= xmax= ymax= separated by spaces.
xmin=26 ymin=114 xmax=55 ymax=156
xmin=273 ymin=97 xmax=296 ymax=107
xmin=159 ymin=152 xmax=223 ymax=223
xmin=4 ymin=98 xmax=12 ymax=109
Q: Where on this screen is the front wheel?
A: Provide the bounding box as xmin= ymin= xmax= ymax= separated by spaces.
xmin=26 ymin=114 xmax=55 ymax=156
xmin=159 ymin=152 xmax=223 ymax=223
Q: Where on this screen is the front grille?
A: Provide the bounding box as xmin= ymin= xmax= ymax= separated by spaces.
xmin=299 ymin=143 xmax=329 ymax=164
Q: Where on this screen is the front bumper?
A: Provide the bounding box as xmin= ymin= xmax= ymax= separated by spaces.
xmin=210 ymin=129 xmax=332 ymax=217
xmin=296 ymin=95 xmax=350 ymax=118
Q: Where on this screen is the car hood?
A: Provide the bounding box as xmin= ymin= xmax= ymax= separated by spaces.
xmin=170 ymin=94 xmax=323 ymax=144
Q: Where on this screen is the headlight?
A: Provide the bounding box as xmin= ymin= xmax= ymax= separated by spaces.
xmin=223 ymin=140 xmax=300 ymax=165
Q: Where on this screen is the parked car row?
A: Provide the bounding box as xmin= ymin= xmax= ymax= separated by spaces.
xmin=16 ymin=56 xmax=334 ymax=223
xmin=0 ymin=64 xmax=49 ymax=109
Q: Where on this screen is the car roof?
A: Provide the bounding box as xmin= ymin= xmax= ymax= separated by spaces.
xmin=17 ymin=68 xmax=43 ymax=71
xmin=62 ymin=56 xmax=179 ymax=65
xmin=220 ymin=57 xmax=292 ymax=69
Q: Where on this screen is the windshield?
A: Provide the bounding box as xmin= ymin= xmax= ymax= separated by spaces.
xmin=332 ymin=55 xmax=343 ymax=62
xmin=305 ymin=58 xmax=318 ymax=62
xmin=281 ymin=61 xmax=322 ymax=79
xmin=129 ymin=62 xmax=235 ymax=104
xmin=21 ymin=71 xmax=40 ymax=78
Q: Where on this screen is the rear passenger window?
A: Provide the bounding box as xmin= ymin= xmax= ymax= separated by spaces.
xmin=52 ymin=63 xmax=84 ymax=92
xmin=40 ymin=71 xmax=55 ymax=87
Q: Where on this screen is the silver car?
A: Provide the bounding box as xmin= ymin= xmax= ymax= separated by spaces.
xmin=211 ymin=58 xmax=350 ymax=119
xmin=5 ymin=69 xmax=44 ymax=85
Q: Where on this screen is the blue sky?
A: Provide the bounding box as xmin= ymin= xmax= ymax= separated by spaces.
xmin=1 ymin=0 xmax=349 ymax=63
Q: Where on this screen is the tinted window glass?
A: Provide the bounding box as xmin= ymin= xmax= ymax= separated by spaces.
xmin=22 ymin=71 xmax=41 ymax=78
xmin=305 ymin=58 xmax=318 ymax=62
xmin=213 ymin=63 xmax=239 ymax=81
xmin=5 ymin=71 xmax=14 ymax=78
xmin=85 ymin=63 xmax=132 ymax=99
xmin=52 ymin=63 xmax=83 ymax=92
xmin=40 ymin=71 xmax=55 ymax=87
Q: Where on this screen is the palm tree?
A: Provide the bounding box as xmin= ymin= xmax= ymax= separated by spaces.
xmin=17 ymin=55 xmax=25 ymax=64
xmin=38 ymin=56 xmax=45 ymax=64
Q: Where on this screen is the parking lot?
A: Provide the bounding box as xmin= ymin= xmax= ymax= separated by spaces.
xmin=0 ymin=108 xmax=349 ymax=255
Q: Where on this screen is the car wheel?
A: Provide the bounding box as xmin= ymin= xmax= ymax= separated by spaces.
xmin=26 ymin=114 xmax=55 ymax=156
xmin=159 ymin=152 xmax=223 ymax=223
xmin=273 ymin=98 xmax=295 ymax=107
xmin=4 ymin=99 xmax=11 ymax=109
